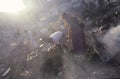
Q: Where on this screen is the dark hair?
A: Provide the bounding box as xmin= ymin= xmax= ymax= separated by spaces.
xmin=62 ymin=13 xmax=85 ymax=28
xmin=61 ymin=13 xmax=67 ymax=17
xmin=62 ymin=13 xmax=72 ymax=20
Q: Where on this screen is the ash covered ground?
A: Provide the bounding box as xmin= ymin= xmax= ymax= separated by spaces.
xmin=0 ymin=0 xmax=120 ymax=79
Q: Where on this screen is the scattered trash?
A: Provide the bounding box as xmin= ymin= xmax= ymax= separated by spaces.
xmin=27 ymin=51 xmax=38 ymax=61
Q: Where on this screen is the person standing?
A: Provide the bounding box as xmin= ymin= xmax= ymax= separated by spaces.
xmin=61 ymin=13 xmax=86 ymax=54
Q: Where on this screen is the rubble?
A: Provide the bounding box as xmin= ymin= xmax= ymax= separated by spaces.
xmin=0 ymin=0 xmax=119 ymax=79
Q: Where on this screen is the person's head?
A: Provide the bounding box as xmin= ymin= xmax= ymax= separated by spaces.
xmin=61 ymin=13 xmax=76 ymax=22
xmin=61 ymin=13 xmax=68 ymax=20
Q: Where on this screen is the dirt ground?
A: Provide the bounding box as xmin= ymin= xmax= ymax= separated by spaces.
xmin=0 ymin=44 xmax=120 ymax=79
xmin=39 ymin=52 xmax=120 ymax=79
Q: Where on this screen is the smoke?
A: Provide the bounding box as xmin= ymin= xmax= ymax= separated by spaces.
xmin=63 ymin=54 xmax=88 ymax=79
xmin=102 ymin=25 xmax=120 ymax=56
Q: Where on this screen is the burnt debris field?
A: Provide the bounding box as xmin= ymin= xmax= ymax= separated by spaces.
xmin=0 ymin=0 xmax=120 ymax=79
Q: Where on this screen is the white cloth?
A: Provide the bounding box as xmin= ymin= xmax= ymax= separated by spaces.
xmin=50 ymin=31 xmax=63 ymax=44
